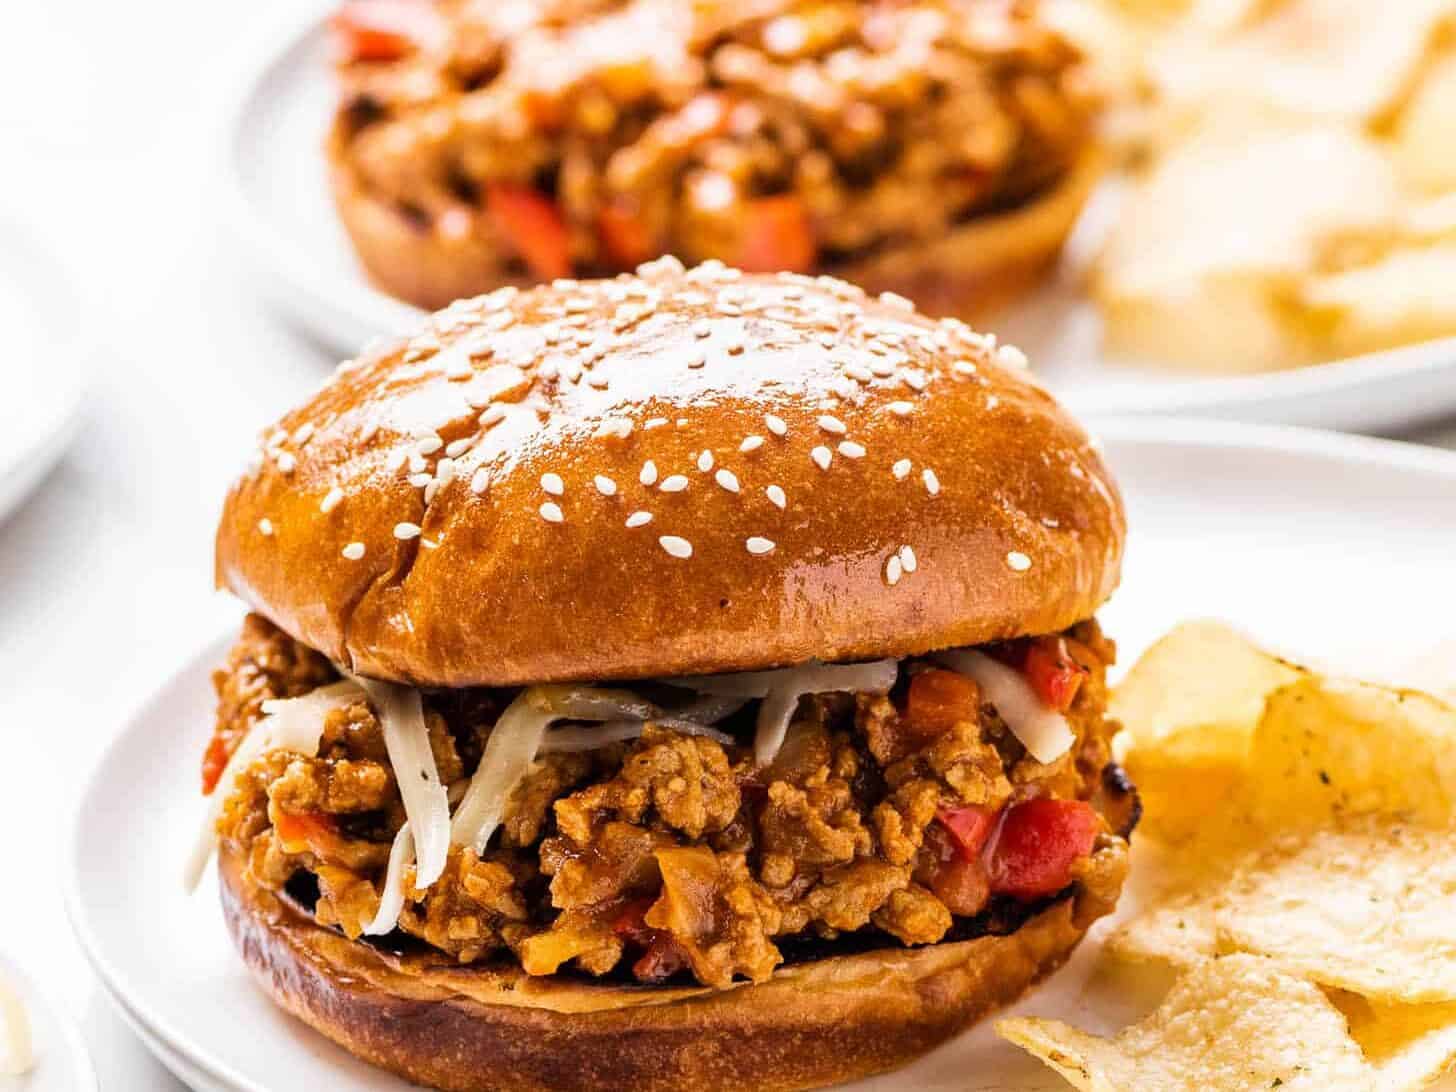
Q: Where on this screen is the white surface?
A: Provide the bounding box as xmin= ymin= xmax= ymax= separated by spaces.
xmin=226 ymin=4 xmax=1456 ymax=433
xmin=0 ymin=219 xmax=89 ymax=529
xmin=65 ymin=420 xmax=1456 ymax=1092
xmin=0 ymin=952 xmax=97 ymax=1092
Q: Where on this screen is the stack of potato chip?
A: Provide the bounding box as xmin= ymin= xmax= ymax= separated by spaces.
xmin=1081 ymin=0 xmax=1456 ymax=371
xmin=999 ymin=621 xmax=1456 ymax=1089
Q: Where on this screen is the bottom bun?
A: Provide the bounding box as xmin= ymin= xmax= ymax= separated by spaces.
xmin=220 ymin=845 xmax=1105 ymax=1092
xmin=329 ymin=135 xmax=1100 ymax=322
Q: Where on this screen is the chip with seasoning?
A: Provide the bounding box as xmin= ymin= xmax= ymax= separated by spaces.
xmin=998 ymin=953 xmax=1375 ymax=1091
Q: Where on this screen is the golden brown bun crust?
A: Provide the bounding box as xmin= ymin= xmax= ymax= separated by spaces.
xmin=219 ymin=845 xmax=1098 ymax=1092
xmin=329 ymin=120 xmax=1100 ymax=324
xmin=215 ymin=264 xmax=1123 ymax=687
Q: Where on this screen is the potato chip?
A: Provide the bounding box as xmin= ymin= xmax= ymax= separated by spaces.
xmin=1392 ymin=50 xmax=1456 ymax=194
xmin=1303 ymin=245 xmax=1456 ymax=359
xmin=998 ymin=953 xmax=1376 ymax=1090
xmin=1237 ymin=678 xmax=1456 ymax=830
xmin=1112 ymin=621 xmax=1303 ymax=839
xmin=1331 ymin=991 xmax=1456 ymax=1092
xmin=1214 ymin=821 xmax=1456 ymax=1004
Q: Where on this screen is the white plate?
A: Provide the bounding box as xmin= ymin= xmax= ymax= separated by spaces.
xmin=0 ymin=951 xmax=97 ymax=1092
xmin=222 ymin=4 xmax=1456 ymax=433
xmin=66 ymin=418 xmax=1456 ymax=1091
xmin=0 ymin=217 xmax=89 ymax=526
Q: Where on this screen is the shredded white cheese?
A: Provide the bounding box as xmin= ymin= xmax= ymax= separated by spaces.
xmin=183 ymin=680 xmax=363 ymax=892
xmin=538 ymin=718 xmax=735 ymax=753
xmin=364 ymin=823 xmax=414 ymax=936
xmin=449 ymin=688 xmax=559 ymax=855
xmin=934 ymin=649 xmax=1074 ymax=763
xmin=677 ymin=660 xmax=899 ymax=766
xmin=357 ymin=678 xmax=451 ymax=889
xmin=0 ymin=970 xmax=31 ymax=1076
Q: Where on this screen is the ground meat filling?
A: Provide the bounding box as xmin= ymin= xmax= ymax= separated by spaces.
xmin=211 ymin=615 xmax=1130 ymax=989
xmin=330 ymin=0 xmax=1093 ymax=279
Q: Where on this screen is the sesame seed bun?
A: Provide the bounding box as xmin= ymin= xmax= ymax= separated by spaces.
xmin=218 ymin=842 xmax=1107 ymax=1092
xmin=214 ymin=261 xmax=1124 ymax=688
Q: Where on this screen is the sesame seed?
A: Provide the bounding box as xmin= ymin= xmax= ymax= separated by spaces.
xmin=319 ymin=487 xmax=344 ymax=514
xmin=342 ymin=542 xmax=365 ymax=560
xmin=765 ymin=414 xmax=788 ymax=436
xmin=899 ymin=545 xmax=918 ymax=573
xmin=644 ymin=417 xmax=669 ymax=430
xmin=986 ymin=395 xmax=1001 ymax=410
xmin=879 ymin=291 xmax=915 ymax=311
xmin=594 ymin=475 xmax=618 ymax=496
xmin=837 ymin=441 xmax=866 ymax=459
xmin=539 ymin=502 xmax=564 ymax=523
xmin=258 ymin=518 xmax=274 ymax=536
xmin=479 ymin=403 xmax=507 ymax=426
xmin=385 ymin=449 xmax=408 ymax=472
xmin=870 ymin=359 xmax=896 ymax=378
xmin=893 ymin=458 xmax=912 ymax=480
xmin=408 ymin=452 xmax=427 ymax=474
xmin=586 ymin=372 xmax=610 ymax=389
xmin=887 ymin=401 xmax=914 ymax=416
xmin=692 ymin=320 xmax=712 ymax=339
xmin=715 ymin=469 xmax=740 ymax=492
xmin=625 ymin=511 xmax=653 ymax=528
xmin=766 ymin=484 xmax=786 ymax=509
xmin=996 ymin=344 xmax=1029 ymax=369
xmin=660 ymin=474 xmax=689 ymax=493
xmin=276 ymin=452 xmax=297 ymax=474
xmin=697 ymin=450 xmax=715 ymax=472
xmin=470 ymin=467 xmax=491 ymax=495
xmin=292 ymin=423 xmax=315 ymax=446
xmin=843 ymin=363 xmax=873 ymax=383
xmin=953 ymin=360 xmax=977 ymax=378
xmin=416 ymin=436 xmax=443 ymax=456
xmin=817 ymin=415 xmax=847 ymax=435
xmin=659 ymin=535 xmax=693 ymax=559
xmin=408 ymin=472 xmax=432 ymax=488
xmin=922 ymin=468 xmax=941 ymax=496
xmin=394 ymin=522 xmax=422 ymax=540
xmin=685 ymin=347 xmax=706 ymax=369
xmin=1007 ymin=551 xmax=1032 ymax=572
xmin=811 ymin=446 xmax=832 ymax=470
xmin=902 ymin=371 xmax=928 ymax=392
xmin=435 ymin=458 xmax=456 ymax=485
xmin=445 ymin=438 xmax=473 ymax=458
xmin=541 ymin=472 xmax=565 ymax=496
xmin=740 ymin=434 xmax=765 ymax=453
xmin=424 ymin=481 xmax=440 ymax=505
xmin=885 ymin=555 xmax=903 ymax=586
xmin=746 ymin=536 xmax=775 ymax=555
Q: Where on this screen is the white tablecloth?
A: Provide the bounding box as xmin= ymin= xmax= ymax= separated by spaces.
xmin=2 ymin=5 xmax=1453 ymax=1087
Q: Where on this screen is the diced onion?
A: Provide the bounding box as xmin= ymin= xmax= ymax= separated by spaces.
xmin=934 ymin=649 xmax=1074 ymax=763
xmin=363 ymin=823 xmax=414 ymax=936
xmin=449 ymin=688 xmax=559 ymax=855
xmin=357 ymin=678 xmax=451 ymax=889
xmin=537 ymin=718 xmax=736 ymax=754
xmin=0 ymin=970 xmax=31 ymax=1076
xmin=183 ymin=680 xmax=363 ymax=892
xmin=678 ymin=661 xmax=899 ymax=766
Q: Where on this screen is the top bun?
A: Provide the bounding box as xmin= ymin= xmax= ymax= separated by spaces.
xmin=216 ymin=259 xmax=1124 ymax=687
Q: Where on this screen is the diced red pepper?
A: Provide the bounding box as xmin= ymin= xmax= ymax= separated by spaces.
xmin=736 ymin=196 xmax=817 ymax=273
xmin=929 ymin=853 xmax=991 ymax=917
xmin=486 ymin=183 xmax=573 ymax=281
xmin=935 ymin=804 xmax=996 ymax=859
xmin=274 ymin=811 xmax=343 ymax=857
xmin=610 ymin=896 xmax=659 ymax=946
xmin=1022 ymin=637 xmax=1088 ymax=712
xmin=597 ymin=201 xmax=657 ymax=268
xmin=331 ymin=1 xmax=442 ymax=63
xmin=987 ymin=799 xmax=1098 ymax=900
xmin=201 ymin=734 xmax=231 ymax=796
xmin=632 ymin=935 xmax=689 ymax=982
xmin=904 ymin=669 xmax=981 ymax=737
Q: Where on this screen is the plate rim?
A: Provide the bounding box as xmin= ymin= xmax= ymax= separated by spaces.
xmin=61 ymin=417 xmax=1456 ymax=1090
xmin=218 ymin=4 xmax=1456 ymax=428
xmin=0 ymin=950 xmax=100 ymax=1091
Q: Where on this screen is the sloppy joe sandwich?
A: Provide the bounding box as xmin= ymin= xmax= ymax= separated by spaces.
xmin=191 ymin=258 xmax=1135 ymax=1091
xmin=327 ymin=0 xmax=1100 ymax=318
